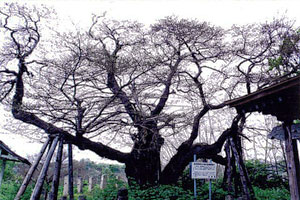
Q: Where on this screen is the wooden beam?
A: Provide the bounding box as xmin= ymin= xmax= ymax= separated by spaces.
xmin=0 ymin=154 xmax=22 ymax=162
xmin=14 ymin=137 xmax=51 ymax=200
xmin=49 ymin=137 xmax=64 ymax=200
xmin=284 ymin=124 xmax=300 ymax=200
xmin=68 ymin=143 xmax=74 ymax=200
xmin=30 ymin=137 xmax=59 ymax=200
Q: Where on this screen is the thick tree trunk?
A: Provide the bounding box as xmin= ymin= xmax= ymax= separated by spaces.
xmin=125 ymin=122 xmax=163 ymax=186
xmin=125 ymin=149 xmax=161 ymax=186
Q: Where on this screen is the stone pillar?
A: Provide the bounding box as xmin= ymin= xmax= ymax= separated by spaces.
xmin=77 ymin=177 xmax=83 ymax=193
xmin=115 ymin=175 xmax=121 ymax=188
xmin=63 ymin=176 xmax=68 ymax=197
xmin=99 ymin=174 xmax=107 ymax=189
xmin=88 ymin=176 xmax=95 ymax=192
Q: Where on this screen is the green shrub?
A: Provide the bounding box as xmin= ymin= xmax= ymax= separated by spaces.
xmin=0 ymin=161 xmax=34 ymax=200
xmin=88 ymin=177 xmax=126 ymax=200
xmin=253 ymin=186 xmax=290 ymax=200
xmin=245 ymin=160 xmax=288 ymax=189
xmin=128 ymin=183 xmax=193 ymax=200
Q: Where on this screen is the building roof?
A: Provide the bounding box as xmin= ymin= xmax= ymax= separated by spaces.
xmin=225 ymin=75 xmax=300 ymax=122
xmin=0 ymin=140 xmax=30 ymax=165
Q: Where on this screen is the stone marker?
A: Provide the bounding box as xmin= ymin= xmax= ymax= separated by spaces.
xmin=77 ymin=177 xmax=83 ymax=193
xmin=88 ymin=176 xmax=95 ymax=192
xmin=63 ymin=175 xmax=68 ymax=197
xmin=100 ymin=174 xmax=107 ymax=189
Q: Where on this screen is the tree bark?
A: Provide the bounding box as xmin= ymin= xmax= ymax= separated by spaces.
xmin=125 ymin=120 xmax=164 ymax=186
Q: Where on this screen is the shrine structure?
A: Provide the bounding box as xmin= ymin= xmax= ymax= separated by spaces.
xmin=226 ymin=75 xmax=300 ymax=200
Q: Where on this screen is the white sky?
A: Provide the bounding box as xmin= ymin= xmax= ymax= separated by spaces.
xmin=1 ymin=0 xmax=300 ymax=163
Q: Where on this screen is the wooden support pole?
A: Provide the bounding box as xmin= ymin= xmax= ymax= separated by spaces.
xmin=15 ymin=137 xmax=51 ymax=200
xmin=284 ymin=124 xmax=300 ymax=200
xmin=292 ymin=139 xmax=300 ymax=193
xmin=224 ymin=140 xmax=233 ymax=195
xmin=68 ymin=143 xmax=74 ymax=200
xmin=30 ymin=137 xmax=59 ymax=200
xmin=48 ymin=137 xmax=64 ymax=200
xmin=230 ymin=137 xmax=254 ymax=200
xmin=0 ymin=158 xmax=7 ymax=190
xmin=0 ymin=149 xmax=3 ymax=190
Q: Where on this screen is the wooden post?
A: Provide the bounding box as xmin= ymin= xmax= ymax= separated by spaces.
xmin=30 ymin=137 xmax=59 ymax=200
xmin=284 ymin=124 xmax=300 ymax=200
xmin=15 ymin=137 xmax=51 ymax=200
xmin=224 ymin=140 xmax=233 ymax=195
xmin=0 ymin=159 xmax=6 ymax=190
xmin=230 ymin=137 xmax=254 ymax=200
xmin=292 ymin=139 xmax=300 ymax=193
xmin=49 ymin=137 xmax=64 ymax=200
xmin=68 ymin=143 xmax=74 ymax=200
xmin=0 ymin=149 xmax=4 ymax=189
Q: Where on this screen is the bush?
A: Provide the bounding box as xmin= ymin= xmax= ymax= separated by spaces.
xmin=0 ymin=159 xmax=291 ymax=200
xmin=253 ymin=186 xmax=290 ymax=200
xmin=88 ymin=177 xmax=126 ymax=200
xmin=0 ymin=161 xmax=34 ymax=200
xmin=128 ymin=183 xmax=193 ymax=200
xmin=245 ymin=160 xmax=288 ymax=189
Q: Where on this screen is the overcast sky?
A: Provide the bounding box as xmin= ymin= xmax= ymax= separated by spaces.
xmin=1 ymin=0 xmax=300 ymax=163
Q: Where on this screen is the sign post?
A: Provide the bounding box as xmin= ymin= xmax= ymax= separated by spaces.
xmin=209 ymin=160 xmax=212 ymax=200
xmin=193 ymin=154 xmax=197 ymax=200
xmin=191 ymin=161 xmax=216 ymax=200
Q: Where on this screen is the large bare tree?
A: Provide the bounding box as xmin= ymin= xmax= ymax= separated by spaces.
xmin=0 ymin=3 xmax=295 ymax=187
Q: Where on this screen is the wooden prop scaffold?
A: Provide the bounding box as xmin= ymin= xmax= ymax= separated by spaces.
xmin=14 ymin=134 xmax=74 ymax=200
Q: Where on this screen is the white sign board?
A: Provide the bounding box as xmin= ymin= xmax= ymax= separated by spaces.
xmin=191 ymin=162 xmax=216 ymax=179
